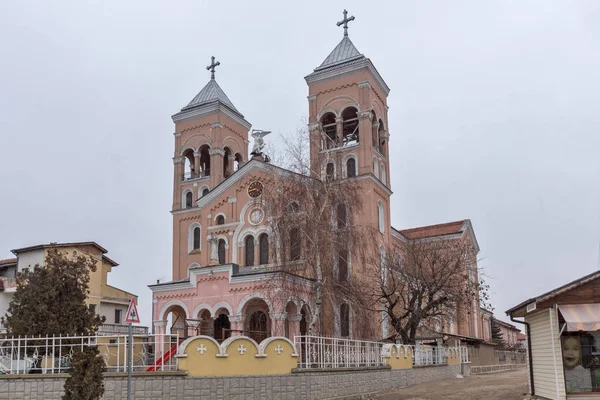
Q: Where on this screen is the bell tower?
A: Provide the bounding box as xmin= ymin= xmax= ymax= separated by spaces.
xmin=305 ymin=10 xmax=392 ymax=243
xmin=305 ymin=10 xmax=391 ymax=188
xmin=170 ymin=57 xmax=251 ymax=279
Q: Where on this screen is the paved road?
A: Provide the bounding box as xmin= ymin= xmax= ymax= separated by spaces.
xmin=371 ymin=369 xmax=529 ymax=400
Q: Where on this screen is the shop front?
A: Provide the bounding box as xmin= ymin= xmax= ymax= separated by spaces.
xmin=507 ymin=270 xmax=600 ymax=400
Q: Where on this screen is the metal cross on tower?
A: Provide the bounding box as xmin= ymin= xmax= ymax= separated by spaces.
xmin=206 ymin=56 xmax=220 ymax=80
xmin=337 ymin=9 xmax=355 ymax=37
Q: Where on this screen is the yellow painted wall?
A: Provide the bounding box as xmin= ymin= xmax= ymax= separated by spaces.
xmin=178 ymin=336 xmax=298 ymax=377
xmin=383 ymin=345 xmax=413 ymax=369
xmin=447 ymin=349 xmax=460 ymax=365
xmin=97 ymin=336 xmax=147 ymax=367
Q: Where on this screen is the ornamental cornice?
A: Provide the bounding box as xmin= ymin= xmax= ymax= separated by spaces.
xmin=358 ymin=110 xmax=372 ymax=120
xmin=211 ymin=123 xmax=223 ymax=129
xmin=173 ymin=156 xmax=185 ymax=165
xmin=209 ymin=148 xmax=226 ymax=156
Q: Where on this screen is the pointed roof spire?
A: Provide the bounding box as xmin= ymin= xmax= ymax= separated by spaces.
xmin=179 ymin=56 xmax=242 ymax=116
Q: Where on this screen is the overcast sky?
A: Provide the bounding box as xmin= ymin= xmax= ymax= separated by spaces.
xmin=1 ymin=1 xmax=599 ymax=327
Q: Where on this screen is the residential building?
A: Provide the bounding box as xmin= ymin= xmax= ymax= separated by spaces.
xmin=0 ymin=242 xmax=144 ymax=335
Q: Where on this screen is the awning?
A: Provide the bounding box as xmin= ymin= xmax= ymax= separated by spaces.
xmin=558 ymin=304 xmax=600 ymax=332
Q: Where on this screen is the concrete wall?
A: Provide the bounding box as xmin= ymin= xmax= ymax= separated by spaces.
xmin=16 ymin=249 xmax=43 ymax=273
xmin=0 ymin=364 xmax=467 ymax=400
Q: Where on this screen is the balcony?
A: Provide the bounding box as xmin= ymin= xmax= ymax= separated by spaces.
xmin=97 ymin=323 xmax=149 ymax=336
xmin=182 ymin=170 xmax=209 ymax=182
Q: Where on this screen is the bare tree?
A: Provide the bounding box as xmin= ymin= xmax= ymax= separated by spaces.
xmin=352 ymin=237 xmax=483 ymax=344
xmin=258 ymin=126 xmax=375 ymax=337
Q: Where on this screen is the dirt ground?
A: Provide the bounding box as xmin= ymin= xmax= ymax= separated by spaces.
xmin=370 ymin=369 xmax=529 ymax=400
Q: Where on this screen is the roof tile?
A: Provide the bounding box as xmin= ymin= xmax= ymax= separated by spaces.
xmin=182 ymin=79 xmax=239 ymax=113
xmin=399 ymin=220 xmax=467 ymax=240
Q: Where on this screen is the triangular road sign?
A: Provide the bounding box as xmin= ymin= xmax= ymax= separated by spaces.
xmin=125 ymin=298 xmax=140 ymax=324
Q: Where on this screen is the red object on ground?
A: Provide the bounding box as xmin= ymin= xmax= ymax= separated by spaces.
xmin=146 ymin=342 xmax=179 ymax=372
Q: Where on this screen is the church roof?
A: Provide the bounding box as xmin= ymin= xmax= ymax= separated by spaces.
xmin=398 ymin=220 xmax=468 ymax=240
xmin=314 ymin=36 xmax=365 ymax=72
xmin=182 ymin=79 xmax=240 ymax=114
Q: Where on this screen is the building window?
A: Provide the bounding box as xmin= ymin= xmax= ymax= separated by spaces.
xmin=380 ymin=165 xmax=386 ymax=185
xmin=338 ymin=248 xmax=348 ymax=282
xmin=259 ymin=233 xmax=269 ymax=265
xmin=218 ymin=239 xmax=226 ymax=264
xmin=373 ymin=159 xmax=379 ymax=177
xmin=202 ymin=187 xmax=210 ymax=197
xmin=216 ymin=215 xmax=225 ymax=225
xmin=290 ymin=228 xmax=301 ymax=261
xmin=321 ymin=112 xmax=337 ymax=149
xmin=88 ymin=304 xmax=97 ymax=314
xmin=341 ymin=107 xmax=359 ymax=145
xmin=340 ymin=303 xmax=350 ymax=337
xmin=378 ymin=119 xmax=386 ymax=156
xmin=115 ymin=309 xmax=122 ymax=324
xmin=346 ymin=157 xmax=356 ymax=178
xmin=193 ymin=227 xmax=201 ymax=250
xmin=186 ymin=191 xmax=193 ymax=208
xmin=377 ymin=200 xmax=385 ymax=234
xmin=336 ymin=203 xmax=347 ymax=229
xmin=325 ymin=162 xmax=334 ymax=182
xmin=245 ymin=236 xmax=255 ymax=266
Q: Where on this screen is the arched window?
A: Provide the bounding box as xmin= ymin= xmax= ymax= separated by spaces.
xmin=378 ymin=119 xmax=386 ymax=156
xmin=325 ymin=162 xmax=334 ymax=182
xmin=341 ymin=107 xmax=359 ymax=145
xmin=371 ymin=112 xmax=379 ymax=148
xmin=338 ymin=248 xmax=348 ymax=282
xmin=182 ymin=149 xmax=195 ymax=180
xmin=218 ymin=239 xmax=226 ymax=264
xmin=340 ymin=303 xmax=350 ymax=337
xmin=336 ymin=203 xmax=347 ymax=229
xmin=381 ymin=165 xmax=387 ymax=185
xmin=223 ymin=147 xmax=232 ymax=178
xmin=290 ymin=228 xmax=301 ymax=261
xmin=202 ymin=187 xmax=210 ymax=197
xmin=199 ymin=144 xmax=211 ymax=177
xmin=185 ymin=191 xmax=193 ymax=208
xmin=193 ymin=227 xmax=201 ymax=250
xmin=234 ymin=153 xmax=243 ymax=171
xmin=245 ymin=236 xmax=255 ymax=266
xmin=259 ymin=233 xmax=269 ymax=265
xmin=321 ymin=112 xmax=337 ymax=149
xmin=346 ymin=157 xmax=356 ymax=178
xmin=373 ymin=159 xmax=379 ymax=177
xmin=248 ymin=311 xmax=268 ymax=338
xmin=216 ymin=215 xmax=225 ymax=225
xmin=378 ymin=200 xmax=385 ymax=234
xmin=289 ymin=201 xmax=299 ymax=213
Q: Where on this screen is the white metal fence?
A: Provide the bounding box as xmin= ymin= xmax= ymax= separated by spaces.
xmin=294 ymin=335 xmax=387 ymax=369
xmin=0 ymin=333 xmax=179 ymax=374
xmin=460 ymin=346 xmax=469 ymax=363
xmin=413 ymin=345 xmax=446 ymax=366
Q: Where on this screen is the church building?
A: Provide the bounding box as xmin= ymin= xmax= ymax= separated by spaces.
xmin=149 ymin=11 xmax=484 ymax=344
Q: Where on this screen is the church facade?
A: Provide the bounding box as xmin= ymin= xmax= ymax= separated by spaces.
xmin=149 ymin=12 xmax=484 ymax=344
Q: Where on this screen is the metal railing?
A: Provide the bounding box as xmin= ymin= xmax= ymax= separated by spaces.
xmin=0 ymin=333 xmax=179 ymax=374
xmin=413 ymin=345 xmax=446 ymax=366
xmin=294 ymin=335 xmax=387 ymax=369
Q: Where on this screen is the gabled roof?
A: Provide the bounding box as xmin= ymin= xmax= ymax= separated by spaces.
xmin=314 ymin=36 xmax=364 ymax=71
xmin=12 ymin=241 xmax=109 ymax=255
xmin=398 ymin=220 xmax=467 ymax=240
xmin=181 ymin=79 xmax=242 ymax=115
xmin=506 ymin=269 xmax=600 ymax=317
xmin=0 ymin=258 xmax=16 ymax=267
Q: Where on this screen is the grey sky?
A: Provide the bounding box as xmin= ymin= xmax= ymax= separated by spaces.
xmin=1 ymin=1 xmax=599 ymax=326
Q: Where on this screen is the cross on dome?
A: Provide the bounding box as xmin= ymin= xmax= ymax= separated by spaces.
xmin=336 ymin=9 xmax=355 ymax=37
xmin=206 ymin=56 xmax=220 ymax=80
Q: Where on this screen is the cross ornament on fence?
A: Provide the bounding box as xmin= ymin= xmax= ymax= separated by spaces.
xmin=237 ymin=344 xmax=247 ymax=355
xmin=274 ymin=345 xmax=283 ymax=355
xmin=337 ymin=9 xmax=355 ymax=37
xmin=206 ymin=56 xmax=220 ymax=80
xmin=197 ymin=344 xmax=206 ymax=355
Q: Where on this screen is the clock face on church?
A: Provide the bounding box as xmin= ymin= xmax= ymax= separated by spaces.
xmin=248 ymin=181 xmax=263 ymax=198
